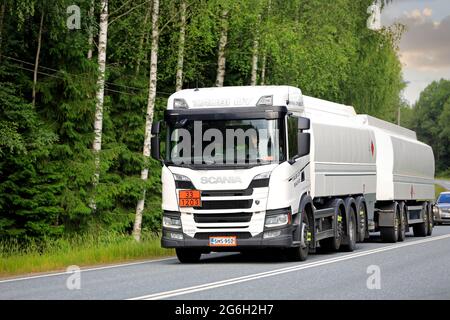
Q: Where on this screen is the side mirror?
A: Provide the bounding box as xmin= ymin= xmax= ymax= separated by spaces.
xmin=298 ymin=117 xmax=310 ymax=130
xmin=151 ymin=120 xmax=161 ymax=161
xmin=297 ymin=132 xmax=310 ymax=158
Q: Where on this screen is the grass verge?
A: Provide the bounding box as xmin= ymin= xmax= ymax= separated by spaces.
xmin=0 ymin=232 xmax=174 ymax=278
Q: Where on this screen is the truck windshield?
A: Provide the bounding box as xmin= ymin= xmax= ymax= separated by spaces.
xmin=166 ymin=118 xmax=286 ymax=167
xmin=438 ymin=194 xmax=450 ymax=204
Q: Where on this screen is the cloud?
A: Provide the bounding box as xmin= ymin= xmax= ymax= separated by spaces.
xmin=397 ymin=14 xmax=450 ymax=71
xmin=423 ymin=7 xmax=433 ymax=17
xmin=380 ymin=0 xmax=450 ymax=103
xmin=403 ymin=7 xmax=433 ymax=24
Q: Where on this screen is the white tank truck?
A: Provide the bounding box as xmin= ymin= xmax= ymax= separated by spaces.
xmin=150 ymin=86 xmax=435 ymax=263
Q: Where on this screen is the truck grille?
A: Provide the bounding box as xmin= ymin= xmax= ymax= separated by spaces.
xmin=196 ymin=200 xmax=253 ymax=210
xmin=201 ymin=189 xmax=253 ymax=197
xmin=194 ymin=212 xmax=252 ymax=223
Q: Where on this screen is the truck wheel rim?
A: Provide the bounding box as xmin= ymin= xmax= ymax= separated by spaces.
xmin=360 ymin=208 xmax=365 ymax=233
xmin=301 ymin=214 xmax=310 ymax=249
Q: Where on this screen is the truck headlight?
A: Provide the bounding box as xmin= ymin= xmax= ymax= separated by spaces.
xmin=433 ymin=206 xmax=440 ymax=214
xmin=163 ymin=216 xmax=181 ymax=229
xmin=253 ymin=172 xmax=271 ymax=180
xmin=173 ymin=173 xmax=190 ymax=181
xmin=265 ymin=208 xmax=291 ymax=228
xmin=173 ymin=173 xmax=195 ymax=189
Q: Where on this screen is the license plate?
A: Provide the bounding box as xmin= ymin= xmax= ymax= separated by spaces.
xmin=179 ymin=190 xmax=201 ymax=207
xmin=209 ymin=236 xmax=237 ymax=247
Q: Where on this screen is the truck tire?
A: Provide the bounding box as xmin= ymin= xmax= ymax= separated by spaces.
xmin=355 ymin=197 xmax=367 ymax=242
xmin=320 ymin=201 xmax=344 ymax=251
xmin=398 ymin=202 xmax=406 ymax=242
xmin=380 ymin=207 xmax=399 ymax=243
xmin=176 ymin=248 xmax=201 ymax=263
xmin=342 ymin=207 xmax=357 ymax=252
xmin=427 ymin=202 xmax=433 ymax=236
xmin=413 ymin=204 xmax=429 ymax=237
xmin=287 ymin=211 xmax=310 ymax=261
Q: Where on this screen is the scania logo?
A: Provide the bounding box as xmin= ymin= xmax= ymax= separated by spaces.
xmin=200 ymin=177 xmax=242 ymax=184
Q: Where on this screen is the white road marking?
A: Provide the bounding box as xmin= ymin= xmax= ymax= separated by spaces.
xmin=0 ymin=257 xmax=177 ymax=284
xmin=129 ymin=234 xmax=450 ymax=300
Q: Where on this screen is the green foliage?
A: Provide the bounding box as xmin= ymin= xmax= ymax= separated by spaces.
xmin=0 ymin=230 xmax=173 ymax=277
xmin=0 ymin=0 xmax=407 ymax=242
xmin=403 ymin=80 xmax=450 ymax=174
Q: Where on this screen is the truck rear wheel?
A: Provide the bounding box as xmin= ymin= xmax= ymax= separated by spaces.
xmin=427 ymin=203 xmax=433 ymax=236
xmin=413 ymin=204 xmax=429 ymax=237
xmin=176 ymin=248 xmax=201 ymax=263
xmin=355 ymin=197 xmax=367 ymax=243
xmin=342 ymin=207 xmax=357 ymax=252
xmin=398 ymin=203 xmax=406 ymax=242
xmin=380 ymin=207 xmax=399 ymax=243
xmin=320 ymin=203 xmax=344 ymax=251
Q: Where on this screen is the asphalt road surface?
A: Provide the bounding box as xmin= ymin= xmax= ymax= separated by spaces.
xmin=436 ymin=179 xmax=450 ymax=191
xmin=2 ymin=227 xmax=450 ymax=300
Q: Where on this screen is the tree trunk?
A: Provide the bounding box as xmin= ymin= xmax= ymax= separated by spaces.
xmin=250 ymin=14 xmax=261 ymax=86
xmin=215 ymin=9 xmax=229 ymax=87
xmin=92 ymin=0 xmax=109 ymax=206
xmin=260 ymin=53 xmax=266 ymax=85
xmin=133 ymin=0 xmax=160 ymax=242
xmin=32 ymin=11 xmax=44 ymax=106
xmin=259 ymin=0 xmax=271 ymax=86
xmin=135 ymin=2 xmax=151 ymax=76
xmin=87 ymin=0 xmax=94 ymax=59
xmin=175 ymin=0 xmax=186 ymax=91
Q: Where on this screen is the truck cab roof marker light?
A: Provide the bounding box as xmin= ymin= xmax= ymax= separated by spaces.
xmin=256 ymin=95 xmax=273 ymax=107
xmin=174 ymin=98 xmax=189 ymax=109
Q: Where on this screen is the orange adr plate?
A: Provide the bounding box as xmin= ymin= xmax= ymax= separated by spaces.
xmin=178 ymin=190 xmax=201 ymax=207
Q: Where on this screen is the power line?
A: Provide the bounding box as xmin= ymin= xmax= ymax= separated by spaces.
xmin=1 ymin=54 xmax=173 ymax=97
xmin=7 ymin=63 xmax=141 ymax=97
xmin=1 ymin=55 xmax=140 ymax=92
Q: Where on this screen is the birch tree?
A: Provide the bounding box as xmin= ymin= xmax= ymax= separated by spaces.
xmin=92 ymin=0 xmax=109 ymax=204
xmin=133 ymin=0 xmax=160 ymax=242
xmin=259 ymin=0 xmax=271 ymax=85
xmin=87 ymin=0 xmax=95 ymax=59
xmin=260 ymin=54 xmax=266 ymax=85
xmin=250 ymin=14 xmax=261 ymax=86
xmin=175 ymin=0 xmax=187 ymax=91
xmin=32 ymin=11 xmax=44 ymax=106
xmin=215 ymin=8 xmax=229 ymax=87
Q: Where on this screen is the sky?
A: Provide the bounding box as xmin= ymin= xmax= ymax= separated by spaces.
xmin=381 ymin=0 xmax=450 ymax=104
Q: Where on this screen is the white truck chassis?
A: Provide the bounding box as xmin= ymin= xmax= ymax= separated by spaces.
xmin=151 ymin=86 xmax=435 ymax=263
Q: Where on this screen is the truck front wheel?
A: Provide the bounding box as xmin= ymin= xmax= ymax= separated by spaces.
xmin=176 ymin=248 xmax=201 ymax=263
xmin=287 ymin=211 xmax=310 ymax=261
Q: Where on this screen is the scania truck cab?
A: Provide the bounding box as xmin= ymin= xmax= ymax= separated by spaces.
xmin=151 ymin=86 xmax=435 ymax=263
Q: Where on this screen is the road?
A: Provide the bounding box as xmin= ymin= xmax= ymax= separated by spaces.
xmin=436 ymin=179 xmax=450 ymax=191
xmin=2 ymin=227 xmax=450 ymax=300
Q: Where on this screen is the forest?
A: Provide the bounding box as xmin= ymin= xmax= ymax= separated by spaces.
xmin=0 ymin=0 xmax=408 ymax=244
